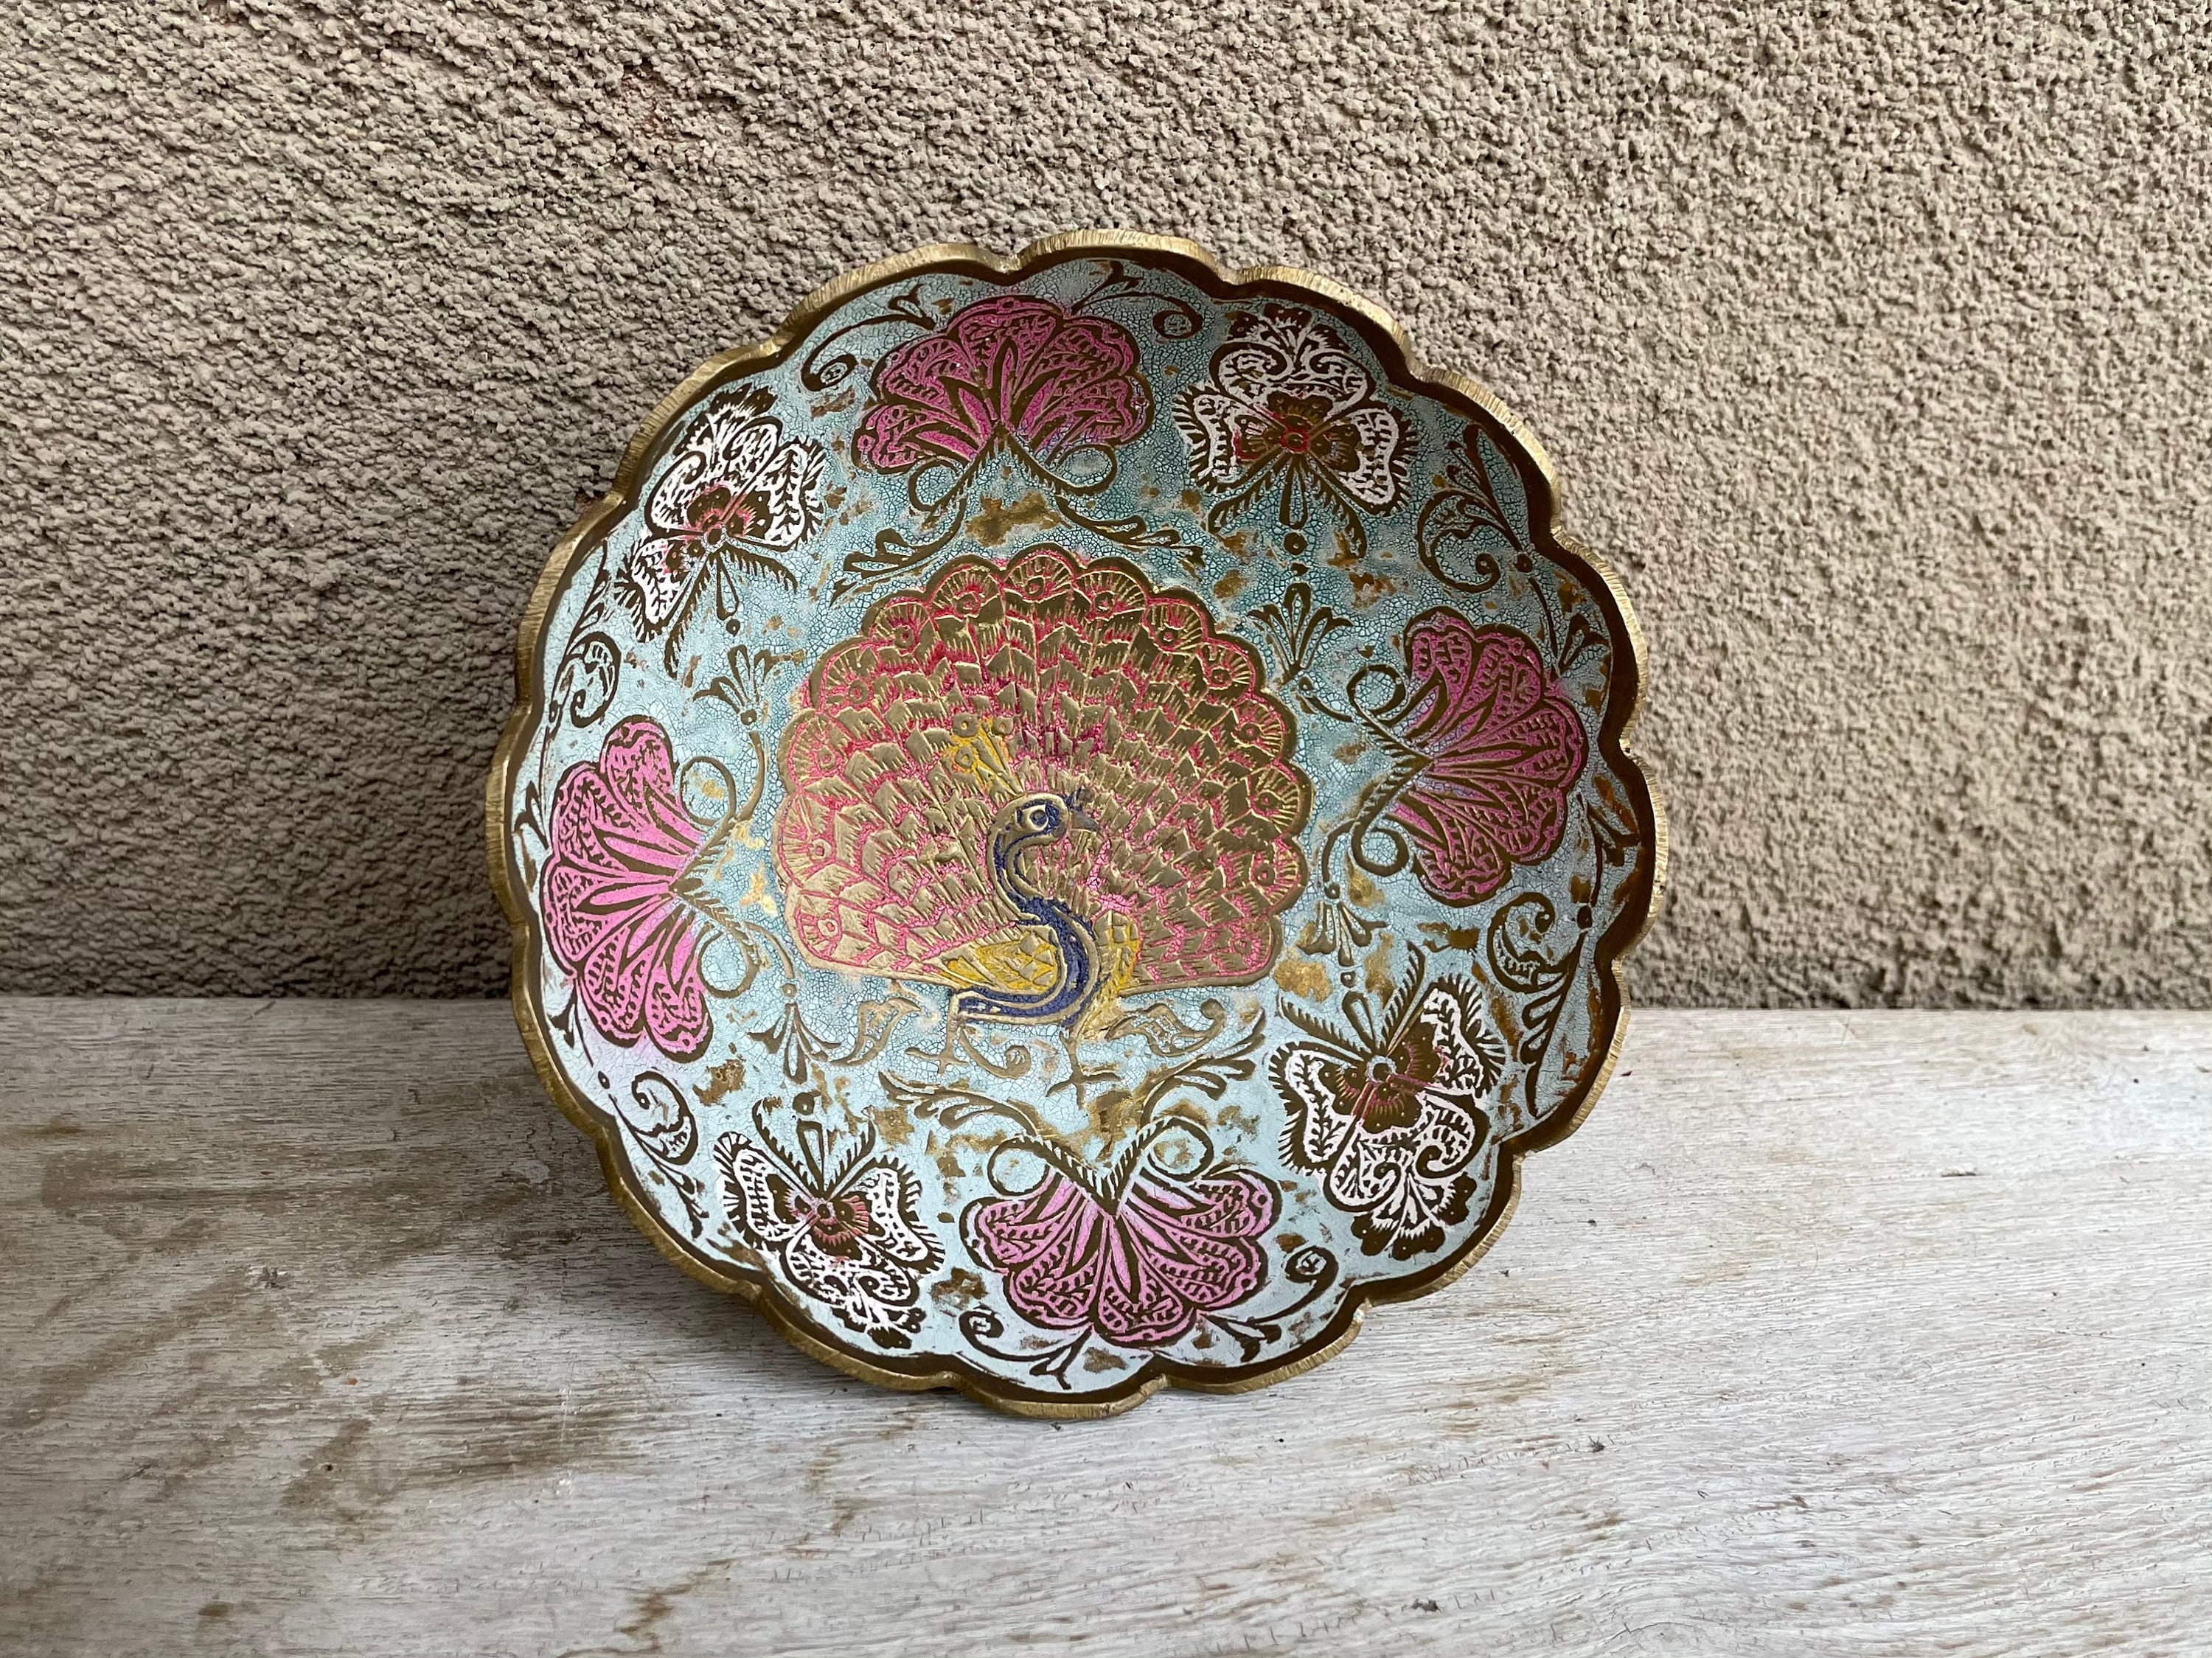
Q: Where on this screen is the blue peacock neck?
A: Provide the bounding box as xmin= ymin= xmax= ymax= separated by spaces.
xmin=952 ymin=792 xmax=1099 ymax=1028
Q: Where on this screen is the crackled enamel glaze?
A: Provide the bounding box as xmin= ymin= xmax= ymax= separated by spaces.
xmin=492 ymin=236 xmax=1660 ymax=1415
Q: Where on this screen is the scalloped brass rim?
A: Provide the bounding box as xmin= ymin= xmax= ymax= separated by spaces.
xmin=486 ymin=231 xmax=1666 ymax=1419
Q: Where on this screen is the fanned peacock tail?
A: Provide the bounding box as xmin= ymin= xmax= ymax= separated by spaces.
xmin=773 ymin=544 xmax=1311 ymax=1009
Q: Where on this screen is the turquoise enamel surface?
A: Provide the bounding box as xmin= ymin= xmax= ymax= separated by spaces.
xmin=494 ymin=238 xmax=1659 ymax=1414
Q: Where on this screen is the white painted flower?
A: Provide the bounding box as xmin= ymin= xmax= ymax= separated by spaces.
xmin=1174 ymin=306 xmax=1407 ymax=547
xmin=619 ymin=386 xmax=824 ymax=670
xmin=715 ymin=1112 xmax=942 ymax=1350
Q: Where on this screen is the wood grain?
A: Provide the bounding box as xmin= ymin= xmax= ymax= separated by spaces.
xmin=2 ymin=1000 xmax=2206 ymax=1657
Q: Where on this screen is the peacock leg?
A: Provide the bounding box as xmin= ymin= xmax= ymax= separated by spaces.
xmin=903 ymin=1006 xmax=1035 ymax=1081
xmin=902 ymin=1010 xmax=971 ymax=1075
xmin=1062 ymin=1028 xmax=1087 ymax=1121
xmin=1050 ymin=1026 xmax=1120 ymax=1122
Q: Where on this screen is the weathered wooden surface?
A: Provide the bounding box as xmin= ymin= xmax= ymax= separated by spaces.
xmin=1 ymin=1001 xmax=2206 ymax=1657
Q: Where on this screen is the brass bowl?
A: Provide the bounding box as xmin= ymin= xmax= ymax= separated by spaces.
xmin=490 ymin=234 xmax=1663 ymax=1415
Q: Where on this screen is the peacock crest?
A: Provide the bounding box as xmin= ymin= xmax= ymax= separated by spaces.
xmin=773 ymin=544 xmax=1311 ymax=1032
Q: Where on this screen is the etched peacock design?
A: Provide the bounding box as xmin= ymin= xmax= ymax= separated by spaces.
xmin=773 ymin=545 xmax=1311 ymax=1042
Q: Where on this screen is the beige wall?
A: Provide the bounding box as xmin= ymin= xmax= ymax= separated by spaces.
xmin=4 ymin=1 xmax=2206 ymax=1003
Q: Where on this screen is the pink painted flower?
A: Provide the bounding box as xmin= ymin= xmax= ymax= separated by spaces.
xmin=1370 ymin=611 xmax=1587 ymax=905
xmin=540 ymin=717 xmax=714 ymax=1059
xmin=962 ymin=1133 xmax=1278 ymax=1349
xmin=852 ymin=294 xmax=1153 ymax=474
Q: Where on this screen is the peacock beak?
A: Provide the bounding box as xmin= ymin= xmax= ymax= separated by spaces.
xmin=1062 ymin=795 xmax=1102 ymax=834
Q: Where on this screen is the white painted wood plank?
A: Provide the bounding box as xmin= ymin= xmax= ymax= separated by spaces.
xmin=1 ymin=1002 xmax=2206 ymax=1657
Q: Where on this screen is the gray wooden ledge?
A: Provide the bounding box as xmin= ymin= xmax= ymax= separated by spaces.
xmin=2 ymin=1000 xmax=2206 ymax=1657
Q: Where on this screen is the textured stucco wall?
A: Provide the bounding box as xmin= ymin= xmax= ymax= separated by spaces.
xmin=4 ymin=1 xmax=2208 ymax=1003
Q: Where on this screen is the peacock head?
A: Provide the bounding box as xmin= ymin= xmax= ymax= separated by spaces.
xmin=992 ymin=790 xmax=1102 ymax=862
